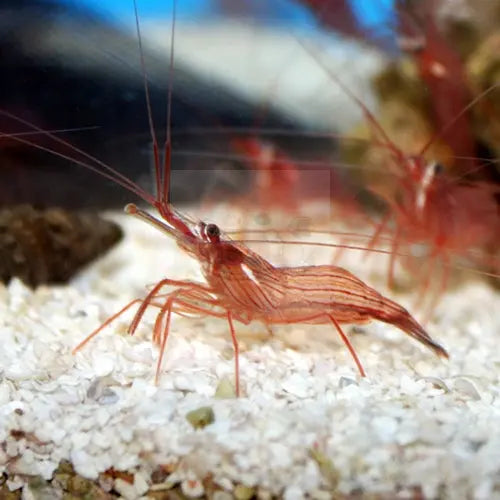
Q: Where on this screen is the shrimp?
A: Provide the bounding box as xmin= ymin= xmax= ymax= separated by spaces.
xmin=370 ymin=158 xmax=499 ymax=311
xmin=230 ymin=136 xmax=301 ymax=216
xmin=73 ymin=201 xmax=448 ymax=396
xmin=229 ymin=135 xmax=366 ymax=228
xmin=296 ymin=25 xmax=499 ymax=312
xmin=1 ymin=1 xmax=449 ymax=396
xmin=360 ymin=85 xmax=500 ymax=311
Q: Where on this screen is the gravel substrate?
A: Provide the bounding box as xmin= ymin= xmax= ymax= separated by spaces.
xmin=0 ymin=208 xmax=499 ymax=499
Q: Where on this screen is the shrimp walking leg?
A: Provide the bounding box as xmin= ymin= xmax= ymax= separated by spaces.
xmin=72 ymin=298 xmax=143 ymax=354
xmin=153 ymin=292 xmax=240 ymax=395
xmin=366 ymin=212 xmax=390 ymax=257
xmin=154 ymin=297 xmax=174 ymax=384
xmin=166 ymin=296 xmax=241 ymax=395
xmin=421 ymin=256 xmax=451 ymax=323
xmin=227 ymin=311 xmax=240 ymax=396
xmin=327 ymin=314 xmax=366 ymax=377
xmin=388 ymin=226 xmax=402 ymax=289
xmin=128 ymin=278 xmax=213 ymax=337
xmin=412 ymin=255 xmax=438 ymax=312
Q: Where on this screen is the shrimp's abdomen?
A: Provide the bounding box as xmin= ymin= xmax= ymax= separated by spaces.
xmin=272 ymin=266 xmax=449 ymax=358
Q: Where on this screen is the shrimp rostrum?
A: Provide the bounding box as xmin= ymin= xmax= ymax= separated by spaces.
xmin=74 ymin=201 xmax=448 ymax=396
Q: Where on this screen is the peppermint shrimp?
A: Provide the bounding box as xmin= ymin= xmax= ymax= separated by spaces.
xmin=230 ymin=136 xmax=301 ymax=215
xmin=229 ymin=135 xmax=366 ymax=228
xmin=74 ymin=202 xmax=448 ymax=396
xmin=2 ymin=125 xmax=451 ymax=397
xmin=0 ymin=1 xmax=449 ymax=396
xmin=371 ymin=159 xmax=499 ymax=310
xmin=297 ymin=23 xmax=499 ymax=312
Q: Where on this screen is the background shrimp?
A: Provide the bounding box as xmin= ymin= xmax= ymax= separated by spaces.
xmin=291 ymin=0 xmax=500 ymax=313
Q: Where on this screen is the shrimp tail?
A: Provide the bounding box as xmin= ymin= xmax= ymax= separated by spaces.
xmin=376 ymin=300 xmax=449 ymax=359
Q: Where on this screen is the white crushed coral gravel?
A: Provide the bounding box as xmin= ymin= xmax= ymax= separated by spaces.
xmin=0 ymin=209 xmax=499 ymax=498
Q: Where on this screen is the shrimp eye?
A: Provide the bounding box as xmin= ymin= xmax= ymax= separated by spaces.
xmin=205 ymin=223 xmax=220 ymax=239
xmin=433 ymin=163 xmax=444 ymax=175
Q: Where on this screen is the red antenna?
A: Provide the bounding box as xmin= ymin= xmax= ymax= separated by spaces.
xmin=163 ymin=0 xmax=177 ymax=207
xmin=132 ymin=0 xmax=177 ymax=208
xmin=297 ymin=38 xmax=402 ymax=163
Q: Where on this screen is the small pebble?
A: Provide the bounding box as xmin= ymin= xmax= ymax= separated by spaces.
xmin=186 ymin=407 xmax=215 ymax=429
xmin=181 ymin=479 xmax=204 ymax=498
xmin=214 ymin=377 xmax=237 ymax=399
xmin=114 ymin=478 xmax=137 ymax=500
xmin=234 ymin=484 xmax=255 ymax=500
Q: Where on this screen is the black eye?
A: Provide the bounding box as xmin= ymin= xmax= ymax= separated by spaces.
xmin=433 ymin=163 xmax=444 ymax=175
xmin=206 ymin=223 xmax=220 ymax=238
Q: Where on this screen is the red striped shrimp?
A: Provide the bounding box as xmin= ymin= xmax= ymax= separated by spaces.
xmin=228 ymin=134 xmax=368 ymax=227
xmin=0 ymin=111 xmax=450 ymax=397
xmin=295 ymin=22 xmax=499 ymax=312
xmin=74 ymin=202 xmax=449 ymax=395
xmin=0 ymin=0 xmax=449 ymax=396
xmin=371 ymin=159 xmax=499 ymax=310
xmin=227 ymin=136 xmax=302 ymax=225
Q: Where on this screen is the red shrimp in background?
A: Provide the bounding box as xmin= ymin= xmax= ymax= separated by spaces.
xmin=228 ymin=135 xmax=368 ymax=231
xmin=371 ymin=158 xmax=499 ymax=313
xmin=372 ymin=0 xmax=500 ymax=307
xmin=231 ymin=136 xmax=301 ymax=214
xmin=287 ymin=0 xmax=499 ymax=314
